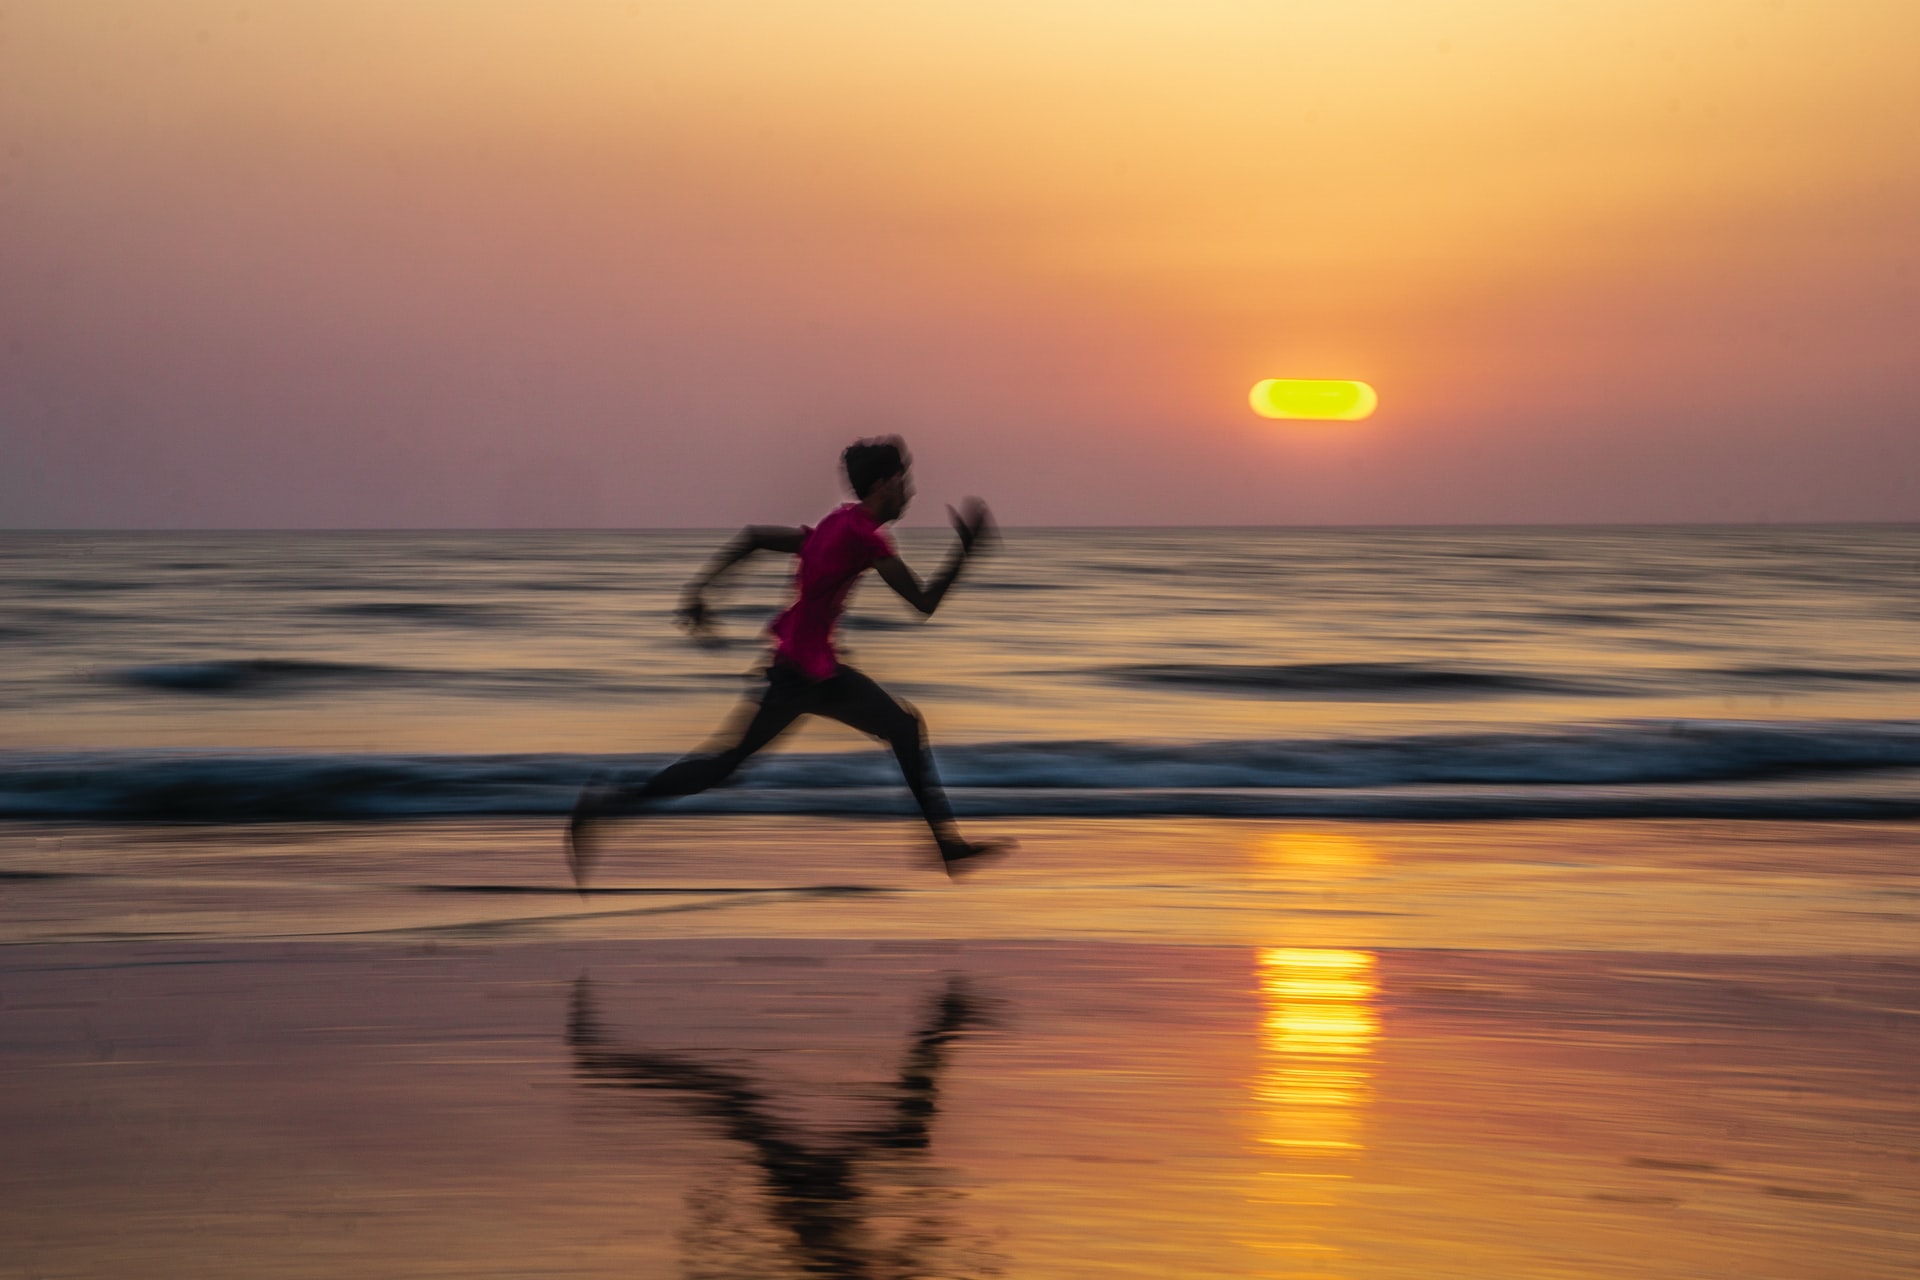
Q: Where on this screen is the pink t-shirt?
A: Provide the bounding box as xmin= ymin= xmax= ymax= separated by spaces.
xmin=768 ymin=503 xmax=896 ymax=680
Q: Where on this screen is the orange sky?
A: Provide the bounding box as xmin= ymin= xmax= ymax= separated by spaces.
xmin=3 ymin=0 xmax=1915 ymax=525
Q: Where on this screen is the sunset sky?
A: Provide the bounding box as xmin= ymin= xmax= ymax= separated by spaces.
xmin=3 ymin=0 xmax=1915 ymax=528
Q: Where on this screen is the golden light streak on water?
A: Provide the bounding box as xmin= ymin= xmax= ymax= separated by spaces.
xmin=1255 ymin=949 xmax=1380 ymax=1153
xmin=1259 ymin=831 xmax=1378 ymax=878
xmin=1245 ymin=947 xmax=1381 ymax=1276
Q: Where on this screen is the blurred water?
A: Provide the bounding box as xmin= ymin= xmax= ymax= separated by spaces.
xmin=2 ymin=526 xmax=1917 ymax=818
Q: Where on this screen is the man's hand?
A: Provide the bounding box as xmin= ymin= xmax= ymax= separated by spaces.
xmin=672 ymin=525 xmax=804 ymax=649
xmin=947 ymin=499 xmax=995 ymax=555
xmin=675 ymin=592 xmax=725 ymax=647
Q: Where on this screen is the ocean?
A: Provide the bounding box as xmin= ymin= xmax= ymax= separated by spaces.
xmin=4 ymin=524 xmax=1917 ymax=822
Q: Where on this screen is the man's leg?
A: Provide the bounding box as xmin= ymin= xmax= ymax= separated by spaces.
xmin=813 ymin=667 xmax=1008 ymax=872
xmin=609 ymin=686 xmax=806 ymax=809
xmin=567 ymin=671 xmax=813 ymax=886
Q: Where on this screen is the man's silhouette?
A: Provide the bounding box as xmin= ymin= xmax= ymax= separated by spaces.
xmin=568 ymin=437 xmax=1009 ymax=885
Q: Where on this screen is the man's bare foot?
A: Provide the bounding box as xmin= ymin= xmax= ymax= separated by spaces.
xmin=938 ymin=836 xmax=1014 ymax=879
xmin=566 ymin=783 xmax=614 ymax=891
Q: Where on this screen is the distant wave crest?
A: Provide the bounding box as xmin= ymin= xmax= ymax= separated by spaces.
xmin=1099 ymin=659 xmax=1920 ymax=699
xmin=4 ymin=720 xmax=1918 ymax=822
xmin=111 ymin=659 xmax=404 ymax=693
xmin=316 ymin=602 xmax=513 ymax=627
xmin=106 ymin=658 xmax=627 ymax=697
xmin=1708 ymin=665 xmax=1920 ymax=688
xmin=1101 ymin=660 xmax=1621 ymax=699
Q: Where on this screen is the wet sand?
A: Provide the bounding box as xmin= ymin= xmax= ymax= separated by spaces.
xmin=4 ymin=817 xmax=1918 ymax=952
xmin=3 ymin=819 xmax=1918 ymax=1277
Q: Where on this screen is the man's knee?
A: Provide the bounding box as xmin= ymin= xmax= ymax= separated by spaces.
xmin=883 ymin=703 xmax=927 ymax=749
xmin=703 ymin=748 xmax=752 ymax=783
xmin=652 ymin=750 xmax=741 ymax=796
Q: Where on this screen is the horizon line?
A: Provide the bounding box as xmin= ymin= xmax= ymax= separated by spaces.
xmin=2 ymin=519 xmax=1916 ymax=535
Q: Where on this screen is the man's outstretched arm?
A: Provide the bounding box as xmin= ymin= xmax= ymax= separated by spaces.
xmin=873 ymin=499 xmax=992 ymax=618
xmin=678 ymin=525 xmax=805 ymax=637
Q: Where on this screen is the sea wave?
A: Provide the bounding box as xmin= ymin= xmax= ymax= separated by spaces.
xmin=23 ymin=577 xmax=155 ymax=593
xmin=1097 ymin=659 xmax=1920 ymax=699
xmin=315 ymin=601 xmax=515 ymax=627
xmin=104 ymin=658 xmax=644 ymax=697
xmin=3 ymin=720 xmax=1917 ymax=822
xmin=1708 ymin=665 xmax=1920 ymax=687
xmin=111 ymin=658 xmax=410 ymax=692
xmin=1100 ymin=660 xmax=1622 ymax=698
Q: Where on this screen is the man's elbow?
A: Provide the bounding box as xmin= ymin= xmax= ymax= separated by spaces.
xmin=890 ymin=584 xmax=937 ymax=617
xmin=744 ymin=526 xmax=796 ymax=553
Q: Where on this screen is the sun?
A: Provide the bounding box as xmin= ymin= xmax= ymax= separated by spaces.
xmin=1250 ymin=379 xmax=1378 ymax=421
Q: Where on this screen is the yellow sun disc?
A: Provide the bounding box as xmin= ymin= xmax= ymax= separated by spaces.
xmin=1250 ymin=379 xmax=1378 ymax=421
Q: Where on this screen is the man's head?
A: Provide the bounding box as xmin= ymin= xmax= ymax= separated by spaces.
xmin=843 ymin=436 xmax=913 ymax=522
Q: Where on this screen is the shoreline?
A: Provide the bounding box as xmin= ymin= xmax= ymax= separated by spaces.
xmin=3 ymin=815 xmax=1916 ymax=952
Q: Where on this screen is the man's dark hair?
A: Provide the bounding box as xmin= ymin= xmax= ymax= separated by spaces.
xmin=843 ymin=436 xmax=910 ymax=499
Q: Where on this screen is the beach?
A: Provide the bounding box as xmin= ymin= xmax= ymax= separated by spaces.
xmin=3 ymin=527 xmax=1917 ymax=1275
xmin=4 ymin=815 xmax=1918 ymax=1278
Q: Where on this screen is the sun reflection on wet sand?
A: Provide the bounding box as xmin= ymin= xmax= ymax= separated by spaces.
xmin=1256 ymin=947 xmax=1380 ymax=1156
xmin=1248 ymin=947 xmax=1382 ymax=1275
xmin=1259 ymin=831 xmax=1379 ymax=878
xmin=1248 ymin=873 xmax=1381 ymax=1278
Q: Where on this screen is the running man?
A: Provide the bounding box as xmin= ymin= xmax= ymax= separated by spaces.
xmin=567 ymin=437 xmax=1010 ymax=885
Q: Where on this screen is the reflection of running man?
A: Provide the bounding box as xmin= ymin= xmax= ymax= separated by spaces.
xmin=568 ymin=437 xmax=1010 ymax=885
xmin=566 ymin=975 xmax=995 ymax=1279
